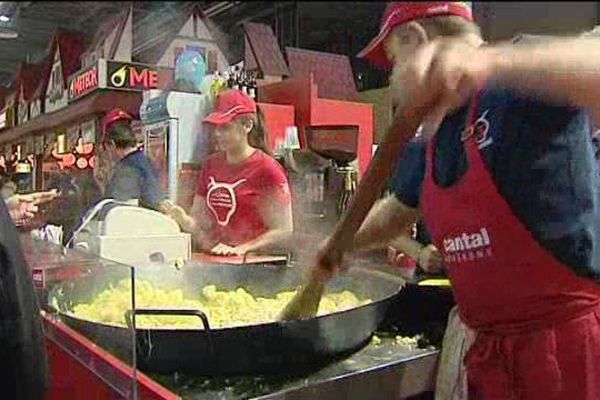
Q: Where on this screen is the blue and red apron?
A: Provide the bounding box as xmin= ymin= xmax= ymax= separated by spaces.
xmin=421 ymin=93 xmax=600 ymax=399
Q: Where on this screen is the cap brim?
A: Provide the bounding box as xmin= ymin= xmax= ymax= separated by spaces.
xmin=357 ymin=28 xmax=393 ymax=70
xmin=203 ymin=111 xmax=236 ymax=126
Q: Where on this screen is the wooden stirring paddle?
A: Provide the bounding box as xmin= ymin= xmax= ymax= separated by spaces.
xmin=280 ymin=101 xmax=433 ymax=321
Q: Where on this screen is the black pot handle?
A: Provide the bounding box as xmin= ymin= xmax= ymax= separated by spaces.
xmin=128 ymin=308 xmax=211 ymax=329
xmin=125 ymin=308 xmax=214 ymax=356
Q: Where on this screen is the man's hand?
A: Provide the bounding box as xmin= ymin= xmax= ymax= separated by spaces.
xmin=6 ymin=190 xmax=59 ymax=226
xmin=312 ymin=237 xmax=346 ymax=282
xmin=390 ymin=37 xmax=497 ymax=118
xmin=417 ymin=244 xmax=444 ymax=273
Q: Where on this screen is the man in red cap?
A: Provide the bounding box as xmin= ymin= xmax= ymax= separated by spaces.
xmin=312 ymin=2 xmax=600 ymax=399
xmin=98 ymin=109 xmax=171 ymax=212
xmin=102 ymin=108 xmax=134 ymax=135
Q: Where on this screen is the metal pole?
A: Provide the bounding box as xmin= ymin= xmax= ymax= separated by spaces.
xmin=295 ymin=2 xmax=300 ymax=47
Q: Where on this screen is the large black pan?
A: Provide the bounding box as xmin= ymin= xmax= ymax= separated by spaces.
xmin=49 ymin=261 xmax=403 ymax=375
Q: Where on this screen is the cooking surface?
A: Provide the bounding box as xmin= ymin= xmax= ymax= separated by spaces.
xmin=150 ymin=332 xmax=437 ymax=399
xmin=32 ymin=239 xmax=449 ymax=398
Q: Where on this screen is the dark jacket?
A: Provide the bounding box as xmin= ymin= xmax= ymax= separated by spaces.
xmin=0 ymin=199 xmax=48 ymax=399
xmin=105 ymin=149 xmax=163 ymax=210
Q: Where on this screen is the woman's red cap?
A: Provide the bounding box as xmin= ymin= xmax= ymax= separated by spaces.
xmin=203 ymin=89 xmax=257 ymax=126
xmin=357 ymin=2 xmax=473 ymax=69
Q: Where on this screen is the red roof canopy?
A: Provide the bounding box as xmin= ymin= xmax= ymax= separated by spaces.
xmin=30 ymin=30 xmax=85 ymax=102
xmin=55 ymin=31 xmax=86 ymax=87
xmin=243 ymin=22 xmax=290 ymax=77
xmin=285 ymin=47 xmax=358 ymax=101
xmin=15 ymin=62 xmax=45 ymax=102
xmin=0 ymin=88 xmax=13 ymax=110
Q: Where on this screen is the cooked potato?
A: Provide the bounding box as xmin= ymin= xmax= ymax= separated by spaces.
xmin=71 ymin=280 xmax=371 ymax=329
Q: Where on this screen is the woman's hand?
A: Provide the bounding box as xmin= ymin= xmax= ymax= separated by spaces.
xmin=210 ymin=243 xmax=250 ymax=256
xmin=165 ymin=204 xmax=195 ymax=231
xmin=210 ymin=243 xmax=234 ymax=256
xmin=417 ymin=244 xmax=444 ymax=273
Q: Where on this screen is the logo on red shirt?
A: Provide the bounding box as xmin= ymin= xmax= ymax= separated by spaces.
xmin=206 ymin=177 xmax=247 ymax=226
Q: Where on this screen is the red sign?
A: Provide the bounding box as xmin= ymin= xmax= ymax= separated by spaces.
xmin=68 ymin=65 xmax=99 ymax=101
xmin=107 ymin=61 xmax=160 ymax=91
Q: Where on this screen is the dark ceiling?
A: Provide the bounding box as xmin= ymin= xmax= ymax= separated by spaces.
xmin=0 ymin=1 xmax=214 ymax=87
xmin=0 ymin=1 xmax=389 ymax=89
xmin=0 ymin=2 xmax=596 ymax=90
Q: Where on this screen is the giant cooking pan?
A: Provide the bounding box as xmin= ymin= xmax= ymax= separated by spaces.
xmin=49 ymin=261 xmax=403 ymax=375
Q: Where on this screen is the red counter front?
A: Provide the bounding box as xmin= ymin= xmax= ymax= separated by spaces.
xmin=43 ymin=313 xmax=179 ymax=400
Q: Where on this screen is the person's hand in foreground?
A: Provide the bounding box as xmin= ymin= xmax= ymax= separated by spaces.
xmin=6 ymin=190 xmax=59 ymax=227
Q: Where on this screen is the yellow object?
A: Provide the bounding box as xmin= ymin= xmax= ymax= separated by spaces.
xmin=417 ymin=279 xmax=451 ymax=287
xmin=71 ymin=280 xmax=371 ymax=329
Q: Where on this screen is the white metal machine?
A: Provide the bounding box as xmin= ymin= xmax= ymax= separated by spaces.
xmin=71 ymin=200 xmax=191 ymax=268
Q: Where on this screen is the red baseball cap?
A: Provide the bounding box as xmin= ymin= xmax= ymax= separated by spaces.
xmin=102 ymin=108 xmax=133 ymax=134
xmin=357 ymin=2 xmax=473 ymax=69
xmin=203 ymin=89 xmax=257 ymax=126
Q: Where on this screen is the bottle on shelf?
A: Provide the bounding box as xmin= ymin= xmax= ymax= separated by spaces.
xmin=232 ymin=69 xmax=240 ymax=90
xmin=226 ymin=68 xmax=234 ymax=89
xmin=240 ymin=71 xmax=248 ymax=94
xmin=14 ymin=144 xmax=33 ymax=193
xmin=248 ymin=74 xmax=257 ymax=100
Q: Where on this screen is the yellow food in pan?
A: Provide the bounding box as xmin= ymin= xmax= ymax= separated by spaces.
xmin=71 ymin=280 xmax=371 ymax=329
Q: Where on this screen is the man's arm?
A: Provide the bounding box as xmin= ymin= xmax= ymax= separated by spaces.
xmin=389 ymin=235 xmax=444 ymax=273
xmin=485 ymin=37 xmax=600 ymax=120
xmin=389 ymin=235 xmax=423 ymax=260
xmin=352 ymin=195 xmax=421 ymax=253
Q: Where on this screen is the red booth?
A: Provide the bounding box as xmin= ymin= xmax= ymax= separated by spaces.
xmin=260 ymin=73 xmax=373 ymax=176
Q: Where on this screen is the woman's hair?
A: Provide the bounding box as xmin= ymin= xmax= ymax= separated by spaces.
xmin=236 ymin=106 xmax=273 ymax=157
xmin=106 ymin=123 xmax=137 ymax=149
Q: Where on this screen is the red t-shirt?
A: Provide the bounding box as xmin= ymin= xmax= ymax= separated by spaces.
xmin=196 ymin=150 xmax=291 ymax=246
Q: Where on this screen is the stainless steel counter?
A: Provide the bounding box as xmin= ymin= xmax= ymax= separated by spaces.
xmin=151 ymin=335 xmax=438 ymax=400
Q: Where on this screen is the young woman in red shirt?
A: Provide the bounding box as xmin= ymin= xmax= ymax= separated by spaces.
xmin=169 ymin=90 xmax=293 ymax=256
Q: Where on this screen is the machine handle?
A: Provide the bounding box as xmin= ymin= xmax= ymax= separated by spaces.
xmin=125 ymin=308 xmax=214 ymax=356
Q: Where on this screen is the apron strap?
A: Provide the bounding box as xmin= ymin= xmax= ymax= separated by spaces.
xmin=425 ymin=88 xmax=486 ymax=183
xmin=460 ymin=89 xmax=485 ymax=142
